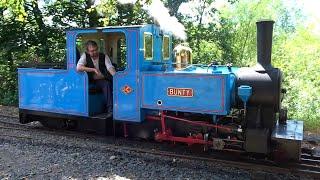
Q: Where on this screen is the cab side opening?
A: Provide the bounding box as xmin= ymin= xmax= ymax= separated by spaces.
xmin=76 ymin=31 xmax=127 ymax=116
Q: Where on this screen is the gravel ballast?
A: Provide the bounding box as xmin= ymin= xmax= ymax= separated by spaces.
xmin=0 ymin=106 xmax=316 ymax=179
xmin=0 ymin=137 xmax=253 ymax=179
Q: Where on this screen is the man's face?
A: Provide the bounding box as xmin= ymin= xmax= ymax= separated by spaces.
xmin=87 ymin=45 xmax=99 ymax=58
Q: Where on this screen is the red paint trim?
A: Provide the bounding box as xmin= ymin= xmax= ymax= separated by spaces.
xmin=221 ymin=77 xmax=225 ymax=112
xmin=167 ymin=87 xmax=194 ymax=97
xmin=141 ymin=73 xmax=226 ymax=113
xmin=151 ymin=112 xmax=233 ymax=146
xmin=142 ymin=104 xmax=222 ymax=113
xmin=160 ymin=111 xmax=166 ymax=133
xmin=145 ymin=115 xmax=232 ymax=132
xmin=155 ymin=133 xmax=212 ymax=145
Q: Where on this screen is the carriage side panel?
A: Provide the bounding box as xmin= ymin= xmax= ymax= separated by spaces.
xmin=18 ymin=68 xmax=89 ymax=116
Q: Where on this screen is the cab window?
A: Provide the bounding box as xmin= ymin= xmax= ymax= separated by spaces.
xmin=144 ymin=33 xmax=153 ymax=60
xmin=162 ymin=35 xmax=170 ymax=60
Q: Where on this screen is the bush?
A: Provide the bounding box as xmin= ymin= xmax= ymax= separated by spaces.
xmin=0 ymin=64 xmax=18 ymax=106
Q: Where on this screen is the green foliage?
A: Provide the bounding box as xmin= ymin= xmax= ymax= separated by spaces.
xmin=219 ymin=0 xmax=319 ymax=131
xmin=217 ymin=0 xmax=294 ymax=66
xmin=273 ymin=27 xmax=320 ymax=131
xmin=181 ymin=0 xmax=319 ymax=131
xmin=0 ymin=63 xmax=18 ymax=106
xmin=111 ymin=2 xmax=150 ymax=26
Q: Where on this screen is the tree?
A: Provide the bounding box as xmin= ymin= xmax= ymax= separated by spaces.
xmin=0 ymin=0 xmax=28 ymax=105
xmin=165 ymin=0 xmax=188 ymax=17
xmin=273 ymin=26 xmax=320 ymax=131
xmin=112 ymin=2 xmax=150 ymax=25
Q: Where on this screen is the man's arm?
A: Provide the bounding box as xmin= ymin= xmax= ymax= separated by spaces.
xmin=108 ymin=67 xmax=116 ymax=76
xmin=76 ymin=53 xmax=99 ymax=74
xmin=77 ymin=64 xmax=99 ymax=74
xmin=105 ymin=55 xmax=116 ymax=76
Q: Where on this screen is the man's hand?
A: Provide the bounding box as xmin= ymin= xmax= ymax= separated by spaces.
xmin=91 ymin=68 xmax=99 ymax=75
xmin=108 ymin=67 xmax=116 ymax=76
xmin=93 ymin=69 xmax=104 ymax=79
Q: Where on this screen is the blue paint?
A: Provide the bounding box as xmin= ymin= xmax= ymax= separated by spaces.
xmin=89 ymin=93 xmax=105 ymax=116
xmin=141 ymin=71 xmax=234 ymax=115
xmin=238 ymin=85 xmax=252 ymax=104
xmin=112 ymin=29 xmax=140 ymax=122
xmin=18 ymin=68 xmax=89 ymax=116
xmin=18 ymin=24 xmax=239 ymax=123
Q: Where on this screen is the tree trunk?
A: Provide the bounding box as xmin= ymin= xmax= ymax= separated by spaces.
xmin=85 ymin=0 xmax=100 ymax=27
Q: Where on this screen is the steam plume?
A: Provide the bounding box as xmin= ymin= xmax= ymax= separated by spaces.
xmin=117 ymin=0 xmax=187 ymax=41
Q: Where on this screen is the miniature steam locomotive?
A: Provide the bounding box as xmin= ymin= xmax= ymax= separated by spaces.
xmin=18 ymin=20 xmax=303 ymax=161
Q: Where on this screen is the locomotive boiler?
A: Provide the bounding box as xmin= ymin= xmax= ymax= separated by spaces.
xmin=18 ymin=20 xmax=303 ymax=161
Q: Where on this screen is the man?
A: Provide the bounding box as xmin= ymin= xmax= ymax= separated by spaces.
xmin=77 ymin=40 xmax=116 ymax=118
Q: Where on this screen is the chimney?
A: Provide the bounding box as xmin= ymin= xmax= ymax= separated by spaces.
xmin=256 ymin=20 xmax=274 ymax=71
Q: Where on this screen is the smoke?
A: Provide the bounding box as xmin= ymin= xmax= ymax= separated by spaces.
xmin=117 ymin=0 xmax=187 ymax=41
xmin=144 ymin=0 xmax=187 ymax=40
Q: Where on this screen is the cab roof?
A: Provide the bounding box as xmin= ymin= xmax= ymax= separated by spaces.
xmin=66 ymin=24 xmax=148 ymax=32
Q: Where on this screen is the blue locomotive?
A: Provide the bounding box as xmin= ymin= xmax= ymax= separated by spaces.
xmin=18 ymin=20 xmax=303 ymax=161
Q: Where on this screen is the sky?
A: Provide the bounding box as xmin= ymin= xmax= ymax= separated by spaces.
xmin=178 ymin=0 xmax=320 ymax=34
xmin=284 ymin=0 xmax=320 ymax=33
xmin=289 ymin=0 xmax=320 ymax=21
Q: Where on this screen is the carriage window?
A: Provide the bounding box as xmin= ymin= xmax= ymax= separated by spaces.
xmin=163 ymin=35 xmax=170 ymax=60
xmin=144 ymin=33 xmax=153 ymax=60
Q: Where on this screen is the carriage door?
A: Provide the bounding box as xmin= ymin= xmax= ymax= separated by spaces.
xmin=103 ymin=29 xmax=140 ymax=122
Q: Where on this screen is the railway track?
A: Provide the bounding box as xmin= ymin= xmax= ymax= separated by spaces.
xmin=0 ymin=114 xmax=319 ymax=178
